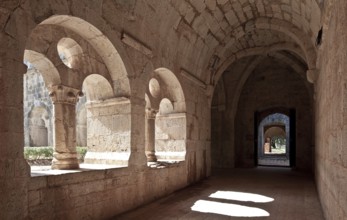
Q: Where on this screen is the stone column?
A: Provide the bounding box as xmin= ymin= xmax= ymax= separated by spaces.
xmin=145 ymin=108 xmax=158 ymax=162
xmin=49 ymin=85 xmax=82 ymax=169
xmin=0 ymin=60 xmax=30 ymax=219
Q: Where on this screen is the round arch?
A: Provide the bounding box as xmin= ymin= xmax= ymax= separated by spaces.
xmin=23 ymin=50 xmax=61 ymax=87
xmin=159 ymin=98 xmax=174 ymax=115
xmin=152 ymin=68 xmax=186 ymax=113
xmin=210 ymin=18 xmax=318 ymax=88
xmin=212 ymin=42 xmax=311 ymax=88
xmin=210 ymin=52 xmax=312 ymax=110
xmin=40 ymin=15 xmax=130 ymax=97
xmin=144 ymin=68 xmax=187 ymax=162
xmin=82 ymin=74 xmax=114 ymax=101
xmin=257 ymin=113 xmax=290 ymax=166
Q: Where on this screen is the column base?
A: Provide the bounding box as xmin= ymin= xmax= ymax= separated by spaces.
xmin=145 ymin=151 xmax=157 ymax=162
xmin=51 ymin=152 xmax=79 ymax=170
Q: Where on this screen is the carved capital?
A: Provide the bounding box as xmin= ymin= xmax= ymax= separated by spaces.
xmin=145 ymin=108 xmax=158 ymax=119
xmin=49 ymin=85 xmax=83 ymax=105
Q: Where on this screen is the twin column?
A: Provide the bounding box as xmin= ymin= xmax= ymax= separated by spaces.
xmin=145 ymin=108 xmax=158 ymax=162
xmin=49 ymin=86 xmax=158 ymax=168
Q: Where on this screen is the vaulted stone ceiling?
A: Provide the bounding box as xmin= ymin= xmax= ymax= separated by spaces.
xmin=171 ymin=0 xmax=321 ymax=84
xmin=107 ymin=0 xmax=321 ymax=86
xmin=23 ymin=0 xmax=323 ymax=90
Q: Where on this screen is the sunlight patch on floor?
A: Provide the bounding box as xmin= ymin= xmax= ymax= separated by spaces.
xmin=191 ymin=200 xmax=270 ymax=217
xmin=209 ymin=191 xmax=274 ymax=203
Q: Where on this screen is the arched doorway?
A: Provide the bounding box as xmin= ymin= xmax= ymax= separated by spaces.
xmin=255 ymin=110 xmax=295 ymax=167
xmin=211 ymin=54 xmax=311 ymax=170
xmin=255 ymin=112 xmax=295 ymax=166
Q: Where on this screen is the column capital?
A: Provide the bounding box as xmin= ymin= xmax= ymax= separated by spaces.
xmin=48 ymin=85 xmax=83 ymax=105
xmin=145 ymin=108 xmax=158 ymax=119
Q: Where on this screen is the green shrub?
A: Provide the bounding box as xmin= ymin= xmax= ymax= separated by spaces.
xmin=24 ymin=146 xmax=88 ymax=161
xmin=24 ymin=147 xmax=53 ymax=160
xmin=77 ymin=147 xmax=88 ymax=161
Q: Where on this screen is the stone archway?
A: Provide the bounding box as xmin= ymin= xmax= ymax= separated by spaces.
xmin=211 ymin=55 xmax=312 ymax=170
xmin=257 ymin=112 xmax=290 ymax=167
xmin=24 ymin=15 xmax=132 ymax=169
xmin=145 ymin=68 xmax=187 ymax=163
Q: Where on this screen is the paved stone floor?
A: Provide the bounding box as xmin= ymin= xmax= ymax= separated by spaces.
xmin=113 ymin=167 xmax=324 ymax=220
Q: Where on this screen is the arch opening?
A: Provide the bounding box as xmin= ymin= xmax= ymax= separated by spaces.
xmin=23 ymin=15 xmax=131 ymax=172
xmin=263 ymin=125 xmax=286 ymax=155
xmin=40 ymin=15 xmax=131 ymax=97
xmin=155 ymin=98 xmax=186 ymax=161
xmin=23 ymin=51 xmax=61 ymax=87
xmin=211 ymin=55 xmax=313 ymax=170
xmin=82 ymin=74 xmax=130 ymax=167
xmin=257 ymin=113 xmax=290 ymax=167
xmin=145 ymin=68 xmax=187 ymax=165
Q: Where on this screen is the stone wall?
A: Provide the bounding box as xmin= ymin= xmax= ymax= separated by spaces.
xmin=155 ymin=113 xmax=186 ymax=160
xmin=315 ymin=1 xmax=347 ymax=219
xmin=0 ymin=0 xmax=334 ymax=219
xmin=84 ymin=98 xmax=131 ymax=165
xmin=0 ymin=17 xmax=30 ymax=219
xmin=28 ymin=164 xmax=187 ymax=219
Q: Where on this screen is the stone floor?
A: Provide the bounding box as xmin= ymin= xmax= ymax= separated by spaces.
xmin=113 ymin=167 xmax=325 ymax=220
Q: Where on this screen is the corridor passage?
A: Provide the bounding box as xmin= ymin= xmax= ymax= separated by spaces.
xmin=114 ymin=167 xmax=324 ymax=220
